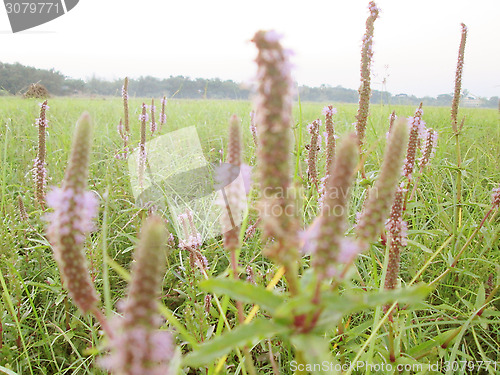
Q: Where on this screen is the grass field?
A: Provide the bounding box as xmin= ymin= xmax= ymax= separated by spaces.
xmin=0 ymin=96 xmax=499 ymax=374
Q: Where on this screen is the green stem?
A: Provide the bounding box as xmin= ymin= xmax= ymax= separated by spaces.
xmin=454 ymin=132 xmax=462 ymax=233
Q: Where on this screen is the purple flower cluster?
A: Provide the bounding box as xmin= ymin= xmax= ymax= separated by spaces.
xmin=384 ymin=186 xmax=407 ymax=291
xmin=355 ymin=1 xmax=380 ymax=149
xmin=116 ymin=119 xmax=130 ymax=160
xmin=451 ymin=24 xmax=467 ymax=133
xmin=306 ymin=119 xmax=321 ymax=188
xmin=150 ymin=100 xmax=157 ymax=135
xmin=122 ymin=78 xmax=131 ymax=134
xmin=46 ymin=188 xmax=98 ymax=245
xmin=418 ymin=128 xmax=438 ymax=169
xmin=402 ymin=105 xmax=424 ymax=179
xmin=99 ymin=326 xmax=174 ymax=375
xmin=45 ymin=113 xmax=99 ymax=313
xmin=122 ymin=85 xmax=129 ymax=101
xmin=99 ymin=216 xmax=175 ymax=375
xmin=159 ymin=96 xmax=167 ymax=129
xmin=252 ymin=30 xmax=300 ymax=269
xmin=249 ymin=110 xmax=258 ymax=146
xmin=34 ymin=100 xmax=50 ymax=208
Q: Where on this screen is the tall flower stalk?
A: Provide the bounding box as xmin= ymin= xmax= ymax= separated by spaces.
xmin=216 ymin=116 xmax=259 ymax=375
xmin=138 ymin=103 xmax=148 ymax=188
xmin=249 ymin=110 xmax=258 ymax=147
xmin=313 ymin=134 xmax=358 ymax=281
xmin=383 ymin=186 xmax=406 ymax=362
xmin=178 ymin=210 xmax=206 ymax=274
xmin=318 ymin=106 xmax=337 ymax=209
xmin=384 ymin=186 xmax=407 ymax=293
xmin=306 ymin=119 xmax=320 ymax=190
xmin=150 ymin=99 xmax=157 ymax=136
xmin=45 ymin=113 xmax=99 ymax=315
xmin=323 ymin=105 xmax=337 ymax=174
xmin=218 ymin=115 xmax=245 ymax=254
xmin=409 ymin=127 xmax=438 ymax=200
xmin=355 ymin=1 xmax=380 ymax=172
xmin=402 ymin=104 xmax=424 ymax=209
xmin=159 ymin=96 xmax=167 ymax=131
xmin=356 ymin=118 xmax=408 ymax=246
xmin=252 ymin=30 xmax=300 ymax=295
xmin=33 ymin=100 xmax=49 ymax=209
xmin=122 ymin=77 xmax=130 ymax=134
xmin=100 ymin=215 xmax=175 ymax=375
xmin=451 ymin=23 xmax=468 ymax=231
xmin=116 ymin=119 xmax=129 ymax=160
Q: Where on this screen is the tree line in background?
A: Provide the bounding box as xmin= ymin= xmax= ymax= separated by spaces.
xmin=1 ymin=61 xmax=498 ymax=108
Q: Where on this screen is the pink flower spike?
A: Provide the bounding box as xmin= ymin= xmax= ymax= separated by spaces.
xmin=322 ymin=106 xmax=337 ymax=117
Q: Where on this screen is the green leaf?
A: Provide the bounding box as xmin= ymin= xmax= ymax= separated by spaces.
xmin=474 ymin=283 xmax=486 ymax=310
xmin=406 ymin=239 xmax=434 ymax=254
xmin=183 ymin=318 xmax=290 ymax=368
xmin=275 ymin=284 xmax=431 ymax=330
xmin=291 ymin=335 xmax=340 ymax=374
xmin=0 ymin=365 xmax=19 ymax=375
xmin=199 ymin=278 xmax=285 ymax=313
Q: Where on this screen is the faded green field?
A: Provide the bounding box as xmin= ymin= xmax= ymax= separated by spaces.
xmin=0 ymin=97 xmax=499 ymax=374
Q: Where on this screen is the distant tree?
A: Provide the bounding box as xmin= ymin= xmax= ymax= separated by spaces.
xmin=0 ymin=61 xmax=494 ymax=107
xmin=485 ymin=96 xmax=499 ymax=109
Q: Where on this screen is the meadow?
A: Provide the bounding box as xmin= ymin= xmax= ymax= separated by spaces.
xmin=0 ymin=93 xmax=498 ymax=375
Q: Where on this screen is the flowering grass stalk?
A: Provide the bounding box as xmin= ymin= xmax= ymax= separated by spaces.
xmin=402 ymin=104 xmax=424 ymax=181
xmin=159 ymin=96 xmax=167 ymax=131
xmin=356 ymin=117 xmax=408 ymax=246
xmin=306 ymin=119 xmax=320 ymax=190
xmin=451 ymin=24 xmax=467 ymax=135
xmin=387 ymin=111 xmax=397 ymax=138
xmin=218 ymin=116 xmax=249 ymax=330
xmin=150 ymin=99 xmax=157 ymax=136
xmin=252 ymin=30 xmax=300 ymax=295
xmin=313 ymin=133 xmax=358 ymax=281
xmin=401 ymin=104 xmax=425 ymax=210
xmin=100 ymin=215 xmax=175 ymax=375
xmin=323 ymin=105 xmax=337 ymax=174
xmin=138 ymin=103 xmax=148 ymax=188
xmin=409 ymin=127 xmax=438 ymax=200
xmin=355 ymin=1 xmax=379 ymax=168
xmin=33 ymin=100 xmax=49 ymax=209
xmin=249 ymin=110 xmax=258 ymax=147
xmin=451 ymin=23 xmax=468 ymax=232
xmin=178 ymin=211 xmax=206 ymax=274
xmin=218 ymin=115 xmax=244 ymax=253
xmin=318 ymin=106 xmax=337 ymax=208
xmin=384 ymin=186 xmax=407 ymax=292
xmin=383 ymin=185 xmax=406 ymax=361
xmin=122 ymin=77 xmax=130 ymax=134
xmin=45 ymin=113 xmax=99 ymax=316
xmin=116 ymin=119 xmax=129 ymax=159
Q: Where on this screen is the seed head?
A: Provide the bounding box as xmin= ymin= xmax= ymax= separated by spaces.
xmin=252 ymin=30 xmax=300 ymax=266
xmin=356 ymin=117 xmax=408 ymax=245
xmin=313 ymin=133 xmax=358 ymax=279
xmin=100 ymin=216 xmax=175 ymax=375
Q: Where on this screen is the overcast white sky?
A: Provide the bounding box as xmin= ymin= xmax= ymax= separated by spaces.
xmin=1 ymin=0 xmax=499 ymax=98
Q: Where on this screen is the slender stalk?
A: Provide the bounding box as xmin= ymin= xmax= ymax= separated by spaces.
xmin=451 ymin=24 xmax=467 ymax=235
